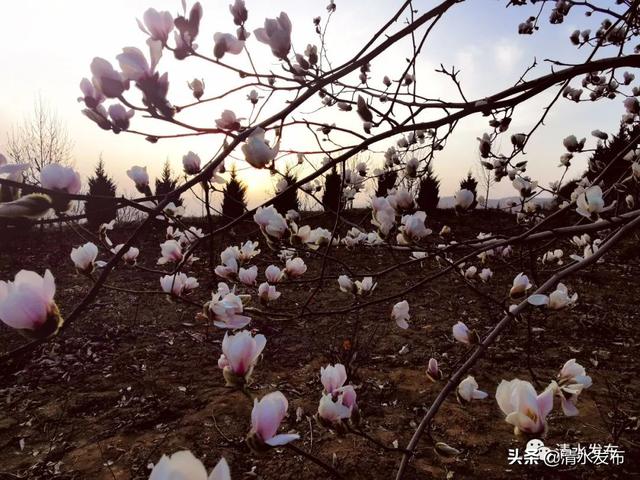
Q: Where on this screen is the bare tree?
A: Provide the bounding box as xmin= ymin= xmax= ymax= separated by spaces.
xmin=475 ymin=161 xmax=496 ymax=209
xmin=7 ymin=96 xmax=74 ymax=184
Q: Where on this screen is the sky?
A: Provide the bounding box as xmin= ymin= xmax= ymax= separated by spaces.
xmin=0 ymin=0 xmax=632 ymax=213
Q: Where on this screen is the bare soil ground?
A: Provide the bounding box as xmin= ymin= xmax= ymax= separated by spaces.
xmin=1 ymin=210 xmax=639 ymax=479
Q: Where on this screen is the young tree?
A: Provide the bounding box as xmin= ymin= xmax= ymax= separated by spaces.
xmin=272 ymin=169 xmax=299 ymax=215
xmin=85 ymin=157 xmax=117 ymax=229
xmin=7 ymin=96 xmax=73 ymax=184
xmin=459 ymin=172 xmax=479 ymax=210
xmin=155 ymin=160 xmax=182 ymax=206
xmin=416 ymin=165 xmax=441 ymax=213
xmin=321 ymin=167 xmax=342 ymax=213
xmin=221 ymin=166 xmax=247 ymax=220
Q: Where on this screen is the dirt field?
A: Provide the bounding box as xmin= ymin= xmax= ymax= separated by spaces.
xmin=1 ymin=210 xmax=639 ymax=479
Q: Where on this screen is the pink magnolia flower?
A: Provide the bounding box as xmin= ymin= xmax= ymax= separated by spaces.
xmin=137 ymin=8 xmax=174 ymax=44
xmin=284 ymin=257 xmax=307 ymax=278
xmin=0 ymin=270 xmax=60 ymax=335
xmin=238 ymin=241 xmax=260 ymax=263
xmin=215 ymin=254 xmax=239 ymax=280
xmin=77 ymin=77 xmax=105 ymax=109
xmin=248 ymin=391 xmax=299 ymax=450
xmin=113 ymin=244 xmax=139 ymax=265
xmin=258 ymin=282 xmax=280 ymax=303
xmin=70 ymin=242 xmax=99 ymax=273
xmin=496 ymin=378 xmax=554 ymax=435
xmin=215 ymin=110 xmax=241 ymax=131
xmin=158 ymin=240 xmax=183 ymax=265
xmin=265 ymin=265 xmax=283 ymax=283
xmin=426 ymin=358 xmax=441 ymax=382
xmin=229 ymin=0 xmax=248 ymax=26
xmin=391 ymin=300 xmax=410 ymax=329
xmin=108 ymin=104 xmax=134 ymax=133
xmin=320 ymin=363 xmax=347 ymax=393
xmin=317 ymin=391 xmax=352 ymax=424
xmin=254 ymin=12 xmax=292 ymax=59
xmin=207 ymin=291 xmax=251 ymax=329
xmin=117 ymin=43 xmax=162 ymax=83
xmin=219 ymin=329 xmax=266 ymax=386
xmin=213 ymin=32 xmax=245 ymax=59
xmin=90 ymin=57 xmax=129 ymax=98
xmin=238 ymin=266 xmax=258 ymax=286
xmin=182 ymin=151 xmax=201 ymax=175
xmin=254 ymin=207 xmax=288 ymax=239
xmin=160 ymin=273 xmax=198 ymax=296
xmin=40 ymin=165 xmax=81 ymax=195
xmin=149 ymin=451 xmax=230 ymax=480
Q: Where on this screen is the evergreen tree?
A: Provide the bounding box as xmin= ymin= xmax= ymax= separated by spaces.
xmin=416 ymin=165 xmax=440 ymax=212
xmin=155 ymin=160 xmax=182 ymax=206
xmin=273 ymin=169 xmax=300 ymax=214
xmin=375 ymin=168 xmax=397 ymax=197
xmin=322 ymin=167 xmax=342 ymax=213
xmin=85 ymin=157 xmax=117 ymax=229
xmin=222 ymin=166 xmax=248 ymax=220
xmin=459 ymin=172 xmax=478 ymax=209
xmin=585 ymin=124 xmax=639 ymax=188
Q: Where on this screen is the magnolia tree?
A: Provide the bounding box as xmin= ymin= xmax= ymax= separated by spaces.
xmin=1 ymin=0 xmax=640 ymax=478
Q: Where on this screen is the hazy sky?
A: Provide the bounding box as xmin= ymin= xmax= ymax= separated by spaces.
xmin=0 ymin=1 xmax=631 ymax=212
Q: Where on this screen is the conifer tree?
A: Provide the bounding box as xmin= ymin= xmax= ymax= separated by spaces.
xmin=221 ymin=166 xmax=248 ymax=219
xmin=86 ymin=156 xmax=117 ymax=228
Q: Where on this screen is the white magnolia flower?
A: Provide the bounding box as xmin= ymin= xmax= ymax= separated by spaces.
xmin=479 ymin=268 xmax=493 ymax=283
xmin=254 ymin=12 xmax=292 ymax=59
xmin=452 ymin=321 xmax=477 ymax=344
xmin=160 ymin=273 xmax=198 ymax=296
xmin=213 ymin=32 xmax=245 ymax=59
xmin=284 ymin=257 xmax=307 ymax=278
xmin=457 ymin=375 xmax=488 ymax=403
xmin=126 ymin=165 xmax=150 ymax=192
xmin=554 ymin=359 xmax=592 ymax=416
xmin=338 ymin=275 xmax=354 ymax=293
xmin=254 ymin=206 xmax=288 ymax=240
xmin=238 ymin=266 xmax=258 ymax=286
xmin=158 ymin=240 xmax=183 ymax=265
xmin=509 ymin=273 xmax=532 ymax=298
xmin=528 ymin=283 xmax=578 ymax=310
xmin=70 ymin=242 xmax=100 ymax=273
xmin=355 ymin=276 xmax=377 ymax=296
xmin=258 ymin=282 xmax=281 ymax=303
xmin=576 ymin=185 xmax=608 ymax=219
xmin=454 ymin=189 xmax=474 ymax=210
xmin=265 ymin=265 xmax=283 ymax=283
xmin=149 ymin=451 xmax=230 ymax=480
xmin=182 ymin=151 xmax=201 ymax=175
xmin=40 ymin=164 xmax=82 ymax=194
xmin=391 ymin=300 xmax=410 ymax=329
xmin=496 ymin=379 xmax=554 ymax=435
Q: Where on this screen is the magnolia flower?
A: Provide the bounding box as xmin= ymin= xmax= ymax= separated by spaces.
xmin=563 ymin=135 xmax=586 ymax=152
xmin=510 ymin=273 xmax=532 ymax=298
xmin=160 ymin=273 xmax=198 ymax=296
xmin=265 ymin=265 xmax=283 ymax=283
xmin=254 ymin=12 xmax=292 ymax=59
xmin=338 ymin=275 xmax=354 ymax=293
xmin=247 ymin=391 xmax=299 ymax=451
xmin=70 ymin=242 xmax=100 ymax=273
xmin=213 ymin=32 xmax=244 ymax=59
xmin=230 ymin=0 xmax=248 ymax=25
xmin=238 ymin=266 xmax=258 ymax=286
xmin=113 ymin=244 xmax=139 ymax=265
xmin=426 ymin=358 xmax=442 ymax=382
xmin=215 ymin=255 xmax=239 ymax=280
xmin=207 ymin=291 xmax=251 ymax=329
xmin=0 ymin=270 xmax=60 ymax=336
xmin=90 ymin=57 xmax=128 ymax=98
xmin=388 ymin=188 xmax=414 ymax=211
xmin=554 ymin=359 xmax=592 ymax=416
xmin=137 ymin=8 xmax=173 ymax=44
xmin=183 ymin=151 xmax=201 ymax=175
xmin=371 ymin=197 xmax=396 ymax=235
xmin=355 ymin=276 xmax=376 ymax=296
xmin=464 ymin=266 xmax=477 ymax=280
xmin=158 ymin=240 xmax=183 ymax=265
xmin=479 ymin=268 xmax=493 ymax=283
xmin=391 ymin=300 xmax=410 ymax=329
xmin=321 ymin=363 xmax=347 ymax=394
xmin=317 ymin=390 xmax=353 ymax=427
xmin=149 ymin=452 xmax=230 ymax=480
xmin=457 ymin=375 xmax=488 ymax=403
xmin=452 ymin=321 xmax=477 ymax=344
xmin=576 ymin=185 xmax=607 ymax=219
xmin=219 ymin=330 xmax=266 ymax=386
xmin=116 ymin=44 xmax=161 ymax=83
xmin=188 ymin=78 xmax=205 ymax=100
xmin=242 ymin=128 xmax=278 ymax=169
xmin=528 ymin=283 xmax=578 ymax=310
xmin=398 ymin=211 xmax=431 ymax=244
xmin=40 ymin=164 xmax=81 ymax=195
xmin=454 ymin=189 xmax=474 ymax=211
xmin=239 ymin=241 xmax=260 ymax=263
xmin=258 ymin=282 xmax=280 ymax=303
xmin=496 ymin=379 xmax=554 ymax=435
xmin=284 ymin=257 xmax=307 ymax=278
xmin=215 ymin=110 xmax=241 ymax=131
xmin=440 ymin=225 xmax=451 ymax=236
xmin=77 ymin=77 xmax=105 ymax=109
xmin=126 ymin=166 xmax=150 ymax=193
